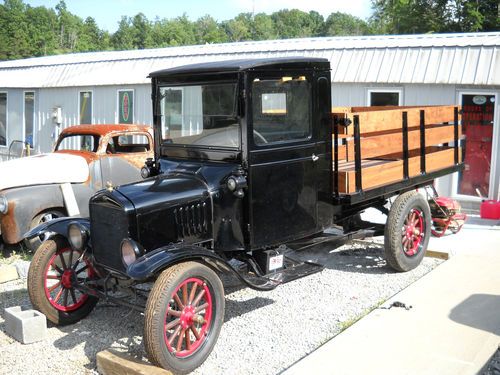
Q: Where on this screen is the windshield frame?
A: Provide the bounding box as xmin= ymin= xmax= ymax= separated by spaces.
xmin=54 ymin=133 xmax=100 ymax=153
xmin=155 ymin=79 xmax=241 ymax=152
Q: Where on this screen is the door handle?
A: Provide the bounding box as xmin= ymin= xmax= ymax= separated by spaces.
xmin=312 ymin=154 xmax=319 ymax=162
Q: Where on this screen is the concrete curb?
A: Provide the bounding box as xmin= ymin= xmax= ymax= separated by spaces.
xmin=97 ymin=350 xmax=172 ymax=375
xmin=0 ymin=265 xmax=19 ymax=283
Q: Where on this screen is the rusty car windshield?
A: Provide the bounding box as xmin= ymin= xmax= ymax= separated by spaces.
xmin=55 ymin=134 xmax=99 ymax=152
xmin=158 ymin=82 xmax=239 ymax=149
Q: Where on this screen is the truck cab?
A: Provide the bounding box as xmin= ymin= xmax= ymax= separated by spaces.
xmin=26 ymin=57 xmax=463 ymax=374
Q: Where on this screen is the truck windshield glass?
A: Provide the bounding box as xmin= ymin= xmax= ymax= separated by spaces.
xmin=159 ymin=83 xmax=239 ymax=148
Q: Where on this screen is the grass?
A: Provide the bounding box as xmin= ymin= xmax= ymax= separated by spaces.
xmin=0 ymin=244 xmax=33 ymax=265
xmin=338 ymin=298 xmax=387 ymax=332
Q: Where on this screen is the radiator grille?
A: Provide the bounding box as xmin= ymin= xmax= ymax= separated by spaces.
xmin=173 ymin=202 xmax=208 ymax=238
xmin=90 ymin=198 xmax=129 ymax=272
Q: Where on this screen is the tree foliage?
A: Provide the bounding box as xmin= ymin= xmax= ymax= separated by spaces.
xmin=0 ymin=0 xmax=497 ymax=61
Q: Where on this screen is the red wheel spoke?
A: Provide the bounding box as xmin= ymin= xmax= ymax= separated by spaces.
xmin=68 ymin=249 xmax=74 ymax=269
xmin=192 ymin=289 xmax=206 ymax=307
xmin=402 ymin=237 xmax=409 ymax=246
xmin=165 ymin=318 xmax=180 ymax=331
xmin=194 ymin=302 xmax=209 ymax=314
xmin=168 ymin=325 xmax=181 ymax=345
xmin=182 ymin=284 xmax=188 ymax=305
xmin=176 ymin=328 xmax=186 ymax=352
xmin=185 ymin=330 xmax=191 ymax=351
xmin=46 ymin=275 xmax=60 ymax=280
xmin=47 ymin=281 xmax=61 ymax=292
xmin=188 ymin=282 xmax=198 ymax=305
xmin=190 ymin=326 xmax=201 ymax=340
xmin=173 ymin=294 xmax=184 ymax=310
xmin=54 ymin=288 xmax=64 ymax=303
xmin=168 ymin=309 xmax=182 ymax=318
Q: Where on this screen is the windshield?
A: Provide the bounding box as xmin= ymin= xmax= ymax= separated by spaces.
xmin=158 ymin=82 xmax=239 ymax=148
xmin=55 ymin=134 xmax=98 ymax=152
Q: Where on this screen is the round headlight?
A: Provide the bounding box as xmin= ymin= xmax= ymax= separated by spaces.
xmin=227 ymin=177 xmax=237 ymax=191
xmin=121 ymin=239 xmax=141 ymax=267
xmin=0 ymin=195 xmax=8 ymax=214
xmin=68 ymin=223 xmax=87 ymax=251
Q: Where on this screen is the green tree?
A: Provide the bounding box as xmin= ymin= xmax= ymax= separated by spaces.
xmin=25 ymin=5 xmax=59 ymax=56
xmin=131 ymin=13 xmax=153 ymax=49
xmin=195 ymin=15 xmax=228 ymax=44
xmin=272 ymin=9 xmax=319 ymax=38
xmin=324 ymin=12 xmax=371 ymax=36
xmin=252 ymin=13 xmax=277 ymax=40
xmin=111 ymin=16 xmax=134 ymax=50
xmin=0 ymin=0 xmax=30 ymax=59
xmin=222 ymin=13 xmax=252 ymax=42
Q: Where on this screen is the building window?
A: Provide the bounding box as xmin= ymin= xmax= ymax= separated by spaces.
xmin=368 ymin=89 xmax=402 ymax=106
xmin=79 ymin=91 xmax=92 ymax=124
xmin=118 ymin=90 xmax=134 ymax=124
xmin=24 ymin=92 xmax=35 ymax=147
xmin=0 ymin=93 xmax=6 ymax=147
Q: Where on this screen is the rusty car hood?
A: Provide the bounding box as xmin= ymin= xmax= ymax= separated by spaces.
xmin=0 ymin=153 xmax=89 ymax=190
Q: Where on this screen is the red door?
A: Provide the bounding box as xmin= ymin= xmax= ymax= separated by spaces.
xmin=458 ymin=94 xmax=496 ymax=197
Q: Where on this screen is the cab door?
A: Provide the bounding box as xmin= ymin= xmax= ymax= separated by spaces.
xmin=247 ymin=72 xmax=327 ymax=248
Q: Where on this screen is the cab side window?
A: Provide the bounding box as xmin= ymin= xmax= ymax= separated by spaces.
xmin=111 ymin=134 xmax=151 ymax=153
xmin=252 ymin=76 xmax=311 ymax=145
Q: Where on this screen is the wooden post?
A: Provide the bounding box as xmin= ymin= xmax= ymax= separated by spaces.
xmin=454 ymin=107 xmax=459 ymax=164
xmin=353 ymin=115 xmax=362 ymax=192
xmin=402 ymin=111 xmax=409 ymax=180
xmin=419 ymin=109 xmax=426 ymax=174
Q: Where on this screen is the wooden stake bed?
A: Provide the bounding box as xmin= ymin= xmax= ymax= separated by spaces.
xmin=332 ymin=106 xmax=462 ymax=195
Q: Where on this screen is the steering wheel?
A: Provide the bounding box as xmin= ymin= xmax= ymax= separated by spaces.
xmin=253 ymin=130 xmax=268 ymax=145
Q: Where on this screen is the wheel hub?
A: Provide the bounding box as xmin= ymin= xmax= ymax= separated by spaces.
xmin=180 ymin=305 xmax=195 ymax=329
xmin=61 ymin=269 xmax=74 ymax=289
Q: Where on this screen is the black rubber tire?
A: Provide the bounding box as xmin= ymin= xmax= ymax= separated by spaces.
xmin=144 ymin=262 xmax=225 ymax=374
xmin=26 ymin=209 xmax=65 ymax=251
xmin=384 ymin=191 xmax=431 ymax=272
xmin=27 ymin=237 xmax=98 ymax=325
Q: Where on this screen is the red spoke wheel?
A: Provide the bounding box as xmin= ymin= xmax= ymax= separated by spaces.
xmin=28 ymin=237 xmax=99 ymax=325
xmin=144 ymin=262 xmax=224 ymax=374
xmin=384 ymin=191 xmax=431 ymax=272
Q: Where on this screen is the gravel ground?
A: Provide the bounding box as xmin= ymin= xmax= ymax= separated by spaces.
xmin=0 ymin=239 xmax=442 ymax=375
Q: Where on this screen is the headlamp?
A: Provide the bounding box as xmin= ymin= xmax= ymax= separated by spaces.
xmin=0 ymin=195 xmax=8 ymax=214
xmin=68 ymin=222 xmax=88 ymax=251
xmin=121 ymin=238 xmax=142 ymax=267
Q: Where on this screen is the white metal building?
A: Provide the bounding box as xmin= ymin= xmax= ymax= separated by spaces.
xmin=0 ymin=32 xmax=498 ymax=203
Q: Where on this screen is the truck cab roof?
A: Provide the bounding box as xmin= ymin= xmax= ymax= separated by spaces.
xmin=149 ymin=57 xmax=330 ymax=78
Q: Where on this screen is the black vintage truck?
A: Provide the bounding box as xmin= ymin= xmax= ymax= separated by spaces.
xmin=26 ymin=57 xmax=462 ymax=374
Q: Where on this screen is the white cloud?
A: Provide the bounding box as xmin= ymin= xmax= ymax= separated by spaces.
xmin=233 ymin=0 xmax=373 ymax=20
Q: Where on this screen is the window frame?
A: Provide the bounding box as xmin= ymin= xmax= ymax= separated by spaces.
xmin=116 ymin=89 xmax=135 ymax=124
xmin=23 ymin=90 xmax=35 ymax=148
xmin=78 ymin=90 xmax=93 ymax=125
xmin=249 ymin=74 xmax=313 ymax=148
xmin=366 ymin=88 xmax=403 ymax=106
xmin=0 ymin=91 xmax=8 ymax=148
xmin=160 ymin=86 xmax=184 ymax=135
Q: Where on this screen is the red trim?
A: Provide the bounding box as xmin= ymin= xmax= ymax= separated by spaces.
xmin=163 ymin=277 xmax=213 ymax=358
xmin=43 ymin=248 xmax=93 ymax=312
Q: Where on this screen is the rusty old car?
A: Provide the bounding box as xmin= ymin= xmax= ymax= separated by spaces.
xmin=0 ymin=124 xmax=153 ymax=249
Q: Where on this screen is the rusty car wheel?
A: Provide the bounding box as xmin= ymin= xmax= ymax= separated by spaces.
xmin=26 ymin=209 xmax=65 ymax=250
xmin=144 ymin=262 xmax=224 ymax=374
xmin=27 ymin=237 xmax=98 ymax=325
xmin=384 ymin=191 xmax=431 ymax=272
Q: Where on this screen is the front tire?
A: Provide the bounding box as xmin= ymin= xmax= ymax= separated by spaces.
xmin=144 ymin=262 xmax=225 ymax=374
xmin=384 ymin=191 xmax=431 ymax=272
xmin=27 ymin=237 xmax=98 ymax=325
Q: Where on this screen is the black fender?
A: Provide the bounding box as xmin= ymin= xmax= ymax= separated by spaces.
xmin=24 ymin=217 xmax=90 ymax=241
xmin=126 ymin=244 xmax=280 ymax=291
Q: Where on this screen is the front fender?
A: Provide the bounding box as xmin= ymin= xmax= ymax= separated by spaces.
xmin=126 ymin=244 xmax=280 ymax=291
xmin=24 ymin=217 xmax=90 ymax=241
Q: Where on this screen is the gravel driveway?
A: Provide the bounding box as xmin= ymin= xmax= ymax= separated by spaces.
xmin=0 ymin=238 xmax=441 ymax=375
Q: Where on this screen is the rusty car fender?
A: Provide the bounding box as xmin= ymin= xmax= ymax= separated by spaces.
xmin=1 ymin=185 xmax=67 ymax=244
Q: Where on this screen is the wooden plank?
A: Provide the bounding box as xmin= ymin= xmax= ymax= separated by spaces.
xmin=97 ymin=350 xmax=172 ymax=375
xmin=425 ymin=249 xmax=450 ymax=260
xmin=334 ymin=124 xmax=460 ymax=162
xmin=333 ymin=106 xmax=460 ymax=136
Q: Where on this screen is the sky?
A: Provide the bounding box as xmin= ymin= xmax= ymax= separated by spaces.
xmin=23 ymin=0 xmax=373 ymax=32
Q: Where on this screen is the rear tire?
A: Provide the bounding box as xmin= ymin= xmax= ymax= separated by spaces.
xmin=27 ymin=237 xmax=98 ymax=325
xmin=144 ymin=262 xmax=225 ymax=374
xmin=384 ymin=191 xmax=431 ymax=272
xmin=26 ymin=209 xmax=65 ymax=251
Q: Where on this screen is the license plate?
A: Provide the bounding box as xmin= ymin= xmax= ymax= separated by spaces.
xmin=268 ymin=254 xmax=284 ymax=271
